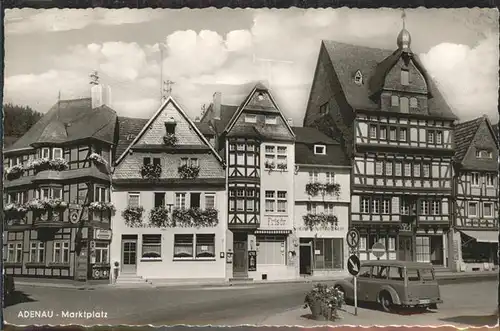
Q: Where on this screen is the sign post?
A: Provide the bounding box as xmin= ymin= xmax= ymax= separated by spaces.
xmin=347 ymin=254 xmax=361 ymax=316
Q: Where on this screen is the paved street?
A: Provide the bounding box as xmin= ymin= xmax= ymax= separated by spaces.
xmin=4 ymin=279 xmax=498 ymax=327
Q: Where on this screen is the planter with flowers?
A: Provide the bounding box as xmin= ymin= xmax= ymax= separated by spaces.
xmin=122 ymin=206 xmax=145 ymax=227
xmin=89 ymin=153 xmax=107 ymax=165
xmin=304 ymin=283 xmax=344 ymax=321
xmin=163 ymin=133 xmax=178 ymax=147
xmin=5 ymin=165 xmax=25 ymax=180
xmin=141 ymin=164 xmax=162 ymax=179
xmin=277 ymin=162 xmax=288 ymax=171
xmin=264 ymin=160 xmax=276 ymax=172
xmin=4 ymin=203 xmax=28 ymax=221
xmin=325 ymin=182 xmax=341 ymax=197
xmin=28 ymin=158 xmax=69 ymax=173
xmin=172 ymin=208 xmax=219 ymax=227
xmin=305 ymin=182 xmax=323 ymax=196
xmin=89 ymin=201 xmax=115 ymax=213
xmin=51 ymin=158 xmax=69 ymax=171
xmin=46 ymin=198 xmax=69 ymax=211
xmin=149 ymin=207 xmax=173 ymax=227
xmin=303 ymin=213 xmax=338 ymax=230
xmin=27 ymin=199 xmax=48 ymax=212
xmin=178 ymin=164 xmax=200 ymax=179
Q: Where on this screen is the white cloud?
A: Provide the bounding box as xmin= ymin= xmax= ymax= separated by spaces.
xmin=5 ymin=8 xmax=162 ymax=34
xmin=226 ymin=30 xmax=253 ymax=52
xmin=114 ymin=98 xmax=159 ymax=118
xmin=420 ymin=33 xmax=499 ymax=121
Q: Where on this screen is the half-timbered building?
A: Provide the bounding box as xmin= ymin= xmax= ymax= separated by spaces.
xmin=292 ymin=127 xmax=350 ymax=278
xmin=302 ymin=26 xmax=458 ymax=267
xmin=451 ymin=115 xmax=499 ymax=272
xmin=200 ymin=83 xmax=297 ymax=281
xmin=3 ymin=84 xmax=116 ymax=281
xmin=110 ymin=95 xmax=227 ymax=282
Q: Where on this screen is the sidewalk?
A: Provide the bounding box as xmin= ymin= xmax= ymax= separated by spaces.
xmin=13 ymin=270 xmax=497 ymax=290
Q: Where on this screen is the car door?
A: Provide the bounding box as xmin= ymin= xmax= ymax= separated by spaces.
xmin=356 ymin=265 xmax=373 ymax=301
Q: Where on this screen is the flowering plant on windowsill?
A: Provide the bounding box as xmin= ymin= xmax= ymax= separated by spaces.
xmin=162 ymin=133 xmax=178 ymax=147
xmin=264 ymin=160 xmax=276 ymax=171
xmin=46 ymin=198 xmax=68 ymax=210
xmin=305 ymin=182 xmax=323 ymax=196
xmin=88 ymin=153 xmax=107 ymax=165
xmin=172 ymin=208 xmax=219 ymax=227
xmin=178 ymin=164 xmax=200 ymax=179
xmin=122 ymin=206 xmax=144 ymax=227
xmin=88 ymin=201 xmax=115 ymax=213
xmin=324 ymin=182 xmax=341 ymax=197
xmin=4 ymin=202 xmax=28 ymax=220
xmin=49 ymin=158 xmax=69 ymax=171
xmin=149 ymin=206 xmax=174 ymax=227
xmin=27 ymin=199 xmax=47 ymax=211
xmin=28 ymin=158 xmax=51 ymax=173
xmin=277 ymin=162 xmax=288 ymax=171
xmin=303 ymin=213 xmax=338 ymax=230
xmin=5 ymin=164 xmax=25 ymax=180
xmin=141 ymin=164 xmax=162 ymax=179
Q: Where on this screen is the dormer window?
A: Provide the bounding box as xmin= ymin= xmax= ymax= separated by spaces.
xmin=265 ymin=116 xmax=277 ymax=125
xmin=410 ymin=97 xmax=418 ymax=108
xmin=53 ymin=148 xmax=63 ymax=159
xmin=314 ymin=144 xmax=326 ymax=155
xmin=354 ymin=70 xmax=363 ymax=85
xmin=245 ymin=114 xmax=257 ymax=123
xmin=391 ymin=96 xmax=399 ymax=107
xmin=257 ymin=92 xmax=265 ymax=101
xmin=400 ymin=97 xmax=409 ymax=113
xmin=41 ymin=147 xmax=50 ymax=159
xmin=476 ymin=149 xmax=493 ymax=159
xmin=401 ymin=70 xmax=409 ymax=85
xmin=126 ymin=134 xmax=134 ymax=141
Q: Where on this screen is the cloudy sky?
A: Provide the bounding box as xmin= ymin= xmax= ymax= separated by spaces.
xmin=4 ymin=8 xmax=499 ymax=125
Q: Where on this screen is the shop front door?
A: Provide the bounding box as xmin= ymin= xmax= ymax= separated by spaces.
xmin=398 ymin=236 xmax=413 ymax=261
xmin=233 ymin=236 xmax=247 ymax=277
xmin=300 ymin=244 xmax=312 ymax=275
xmin=121 ymin=238 xmax=137 ymax=273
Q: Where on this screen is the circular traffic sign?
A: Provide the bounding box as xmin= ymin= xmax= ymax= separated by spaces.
xmin=347 ymin=254 xmax=361 ymax=276
xmin=346 ymin=228 xmax=360 ymax=248
xmin=371 ymin=242 xmax=386 ymax=259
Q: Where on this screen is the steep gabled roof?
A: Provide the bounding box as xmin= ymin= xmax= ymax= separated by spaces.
xmin=223 ymin=83 xmax=295 ymax=137
xmin=114 ymin=116 xmax=149 ymax=161
xmin=6 ymin=98 xmax=117 ymax=153
xmin=321 ymin=40 xmax=457 ymax=120
xmin=115 ymin=95 xmax=224 ymax=166
xmin=453 ymin=116 xmax=499 ymax=163
xmin=292 ymin=126 xmax=349 ymax=167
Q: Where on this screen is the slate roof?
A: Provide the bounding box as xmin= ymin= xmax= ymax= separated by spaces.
xmin=6 ymin=98 xmax=117 ymax=152
xmin=114 ymin=116 xmax=149 ymax=161
xmin=194 ymin=122 xmax=215 ymax=136
xmin=321 ymin=40 xmax=457 ymax=120
xmin=292 ymin=126 xmax=349 ymax=167
xmin=453 ymin=117 xmax=484 ymax=163
xmin=201 ymin=104 xmax=239 ymax=134
xmin=492 ymin=123 xmax=499 ymax=141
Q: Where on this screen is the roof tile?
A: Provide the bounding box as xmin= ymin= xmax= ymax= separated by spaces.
xmin=453 ymin=117 xmax=484 ymax=162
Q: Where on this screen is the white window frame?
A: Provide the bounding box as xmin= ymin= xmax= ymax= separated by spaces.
xmin=413 ymin=164 xmax=421 ymax=177
xmin=29 ymin=242 xmax=45 ymax=263
xmin=325 ymin=172 xmax=335 ymax=184
xmin=128 ymin=192 xmax=140 ymax=208
xmin=389 ymin=127 xmax=397 ymax=141
xmin=468 ymin=202 xmax=478 ymax=217
xmin=394 ymin=162 xmax=402 ymax=176
xmin=277 ymin=191 xmax=287 ymax=213
xmin=245 ymin=114 xmax=257 ymax=123
xmin=470 ymin=173 xmax=480 ymax=187
xmin=53 ymin=241 xmax=70 ymax=264
xmin=307 ymin=202 xmax=317 ymax=214
xmin=265 ymin=191 xmax=275 ymax=213
xmin=265 ymin=116 xmax=277 ymax=125
xmin=52 ymin=148 xmax=63 ymax=160
xmin=436 ymin=131 xmax=443 ymax=144
xmin=401 ymin=199 xmax=410 ymax=215
xmin=400 ymin=97 xmax=409 ymax=113
xmin=410 ymin=97 xmax=418 ymax=108
xmin=361 ymin=197 xmax=370 ymax=214
xmin=382 ymin=199 xmax=390 ymax=214
xmin=485 ymin=174 xmax=495 ymax=187
xmin=483 ymin=202 xmax=493 ymax=218
xmin=422 ymin=164 xmax=430 ymax=178
xmin=354 ymin=70 xmax=363 ymax=85
xmin=427 ymin=131 xmax=435 ymax=144
xmin=391 ymin=95 xmax=399 ymax=107
xmin=95 ymin=186 xmax=107 ymax=202
xmin=372 ymin=199 xmax=380 ymax=214
xmin=375 ymin=161 xmax=383 ymax=175
xmin=309 ymin=170 xmax=319 ymax=183
xmin=404 ymin=163 xmax=411 ymax=177
xmin=369 ymin=125 xmax=377 ymax=139
xmin=175 ymin=193 xmax=187 ymax=209
xmin=7 ymin=242 xmax=23 ymax=263
xmin=399 ymin=128 xmax=407 ymax=141
xmin=314 ymin=145 xmax=326 ymax=155
xmin=141 ymin=234 xmax=162 ymax=260
xmin=95 ymin=242 xmax=109 ymax=264
xmin=420 ymin=200 xmax=429 ymax=215
xmin=41 ymin=147 xmax=50 ymax=159
xmin=204 ymin=193 xmax=216 ymax=210
xmin=431 ymin=200 xmax=441 ymax=215
xmin=380 ymin=127 xmax=387 ymax=140
xmin=385 ymin=161 xmax=393 ymax=176
xmin=173 ymin=234 xmax=216 ymax=260
xmin=324 ymin=203 xmax=334 ymax=214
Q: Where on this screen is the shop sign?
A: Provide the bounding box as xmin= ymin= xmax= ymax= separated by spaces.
xmin=248 ymin=250 xmax=257 ymax=271
xmin=94 ymin=229 xmax=112 ymax=240
xmin=266 ymin=217 xmax=287 ymax=228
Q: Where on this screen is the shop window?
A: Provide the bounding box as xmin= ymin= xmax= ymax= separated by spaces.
xmin=415 ymin=237 xmax=430 ymax=263
xmin=29 ymin=242 xmax=45 ymax=263
xmin=53 ymin=241 xmax=70 ymax=263
xmin=95 ymin=242 xmax=109 ymax=264
xmin=257 ymin=235 xmax=286 ymax=265
xmin=174 ymin=234 xmax=194 ymax=259
xmin=142 ymin=235 xmax=161 ymax=259
xmin=313 ymin=238 xmax=344 ymax=269
xmin=7 ymin=242 xmax=23 ymax=263
xmin=195 ymin=234 xmax=215 ymax=258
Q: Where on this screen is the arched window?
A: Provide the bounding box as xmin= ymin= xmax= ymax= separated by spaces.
xmin=354 ymin=70 xmax=363 ymax=85
xmin=391 ymin=95 xmax=399 ymax=107
xmin=410 ymin=97 xmax=418 ymax=108
xmin=400 ymin=97 xmax=409 ymax=113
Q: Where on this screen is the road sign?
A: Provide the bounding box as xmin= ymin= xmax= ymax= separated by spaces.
xmin=347 ymin=254 xmax=361 ymax=276
xmin=346 ymin=228 xmax=360 ymax=249
xmin=371 ymin=242 xmax=386 ymax=259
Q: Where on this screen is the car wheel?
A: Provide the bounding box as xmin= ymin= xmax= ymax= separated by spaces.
xmin=379 ymin=291 xmax=393 ymax=313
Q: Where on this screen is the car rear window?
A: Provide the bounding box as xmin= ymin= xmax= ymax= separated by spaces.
xmin=407 ymin=268 xmax=435 ymax=281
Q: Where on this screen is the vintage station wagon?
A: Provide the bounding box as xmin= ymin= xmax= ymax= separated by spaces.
xmin=334 ymin=260 xmax=442 ymax=312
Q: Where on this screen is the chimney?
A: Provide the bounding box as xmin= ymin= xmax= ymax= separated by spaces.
xmin=213 ymin=92 xmax=221 ymax=120
xmin=287 ymin=118 xmax=293 ymax=126
xmin=91 ymin=84 xmax=112 ymax=109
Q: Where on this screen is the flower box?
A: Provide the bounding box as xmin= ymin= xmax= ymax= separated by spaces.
xmin=89 ymin=201 xmax=115 ymax=213
xmin=4 ymin=203 xmax=28 ymax=220
xmin=277 ymin=162 xmax=288 ymax=171
xmin=149 ymin=207 xmax=173 ymax=227
xmin=324 ymin=182 xmax=341 ymax=196
xmin=305 ymin=182 xmax=323 ymax=196
xmin=141 ymin=164 xmax=162 ymax=179
xmin=46 ymin=198 xmax=69 ymax=210
xmin=122 ymin=206 xmax=144 ymax=227
xmin=89 ymin=153 xmax=107 ymax=165
xmin=304 ymin=283 xmax=344 ymax=321
xmin=264 ymin=160 xmax=276 ymax=171
xmin=5 ymin=165 xmax=24 ymax=180
xmin=172 ymin=208 xmax=218 ymax=227
xmin=303 ymin=213 xmax=338 ymax=230
xmin=28 ymin=158 xmax=69 ymax=173
xmin=178 ymin=164 xmax=200 ymax=179
xmin=163 ymin=133 xmax=178 ymax=146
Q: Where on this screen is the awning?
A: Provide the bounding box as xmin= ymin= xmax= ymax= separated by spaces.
xmin=254 ymin=229 xmax=292 ymax=235
xmin=461 ymin=230 xmax=499 ymax=243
